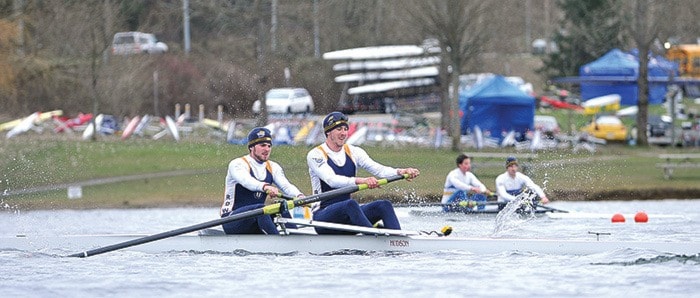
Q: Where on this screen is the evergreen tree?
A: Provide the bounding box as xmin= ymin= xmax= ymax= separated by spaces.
xmin=538 ymin=0 xmax=628 ymax=80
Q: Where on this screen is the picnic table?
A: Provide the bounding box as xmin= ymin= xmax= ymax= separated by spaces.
xmin=656 ymin=153 xmax=700 ymax=179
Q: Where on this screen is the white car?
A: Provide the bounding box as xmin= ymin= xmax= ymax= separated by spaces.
xmin=252 ymin=88 xmax=314 ymax=115
xmin=534 ymin=115 xmax=561 ymax=138
xmin=112 ymin=32 xmax=168 ymax=55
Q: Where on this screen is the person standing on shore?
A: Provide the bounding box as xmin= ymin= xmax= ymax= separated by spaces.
xmin=220 ymin=127 xmax=304 ymax=234
xmin=307 ymin=111 xmax=420 ymax=234
xmin=442 ymin=153 xmax=493 ymax=212
xmin=495 ymin=156 xmax=549 ymax=208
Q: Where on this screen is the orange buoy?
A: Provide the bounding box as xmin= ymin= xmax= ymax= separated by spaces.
xmin=634 ymin=211 xmax=649 ymax=223
xmin=611 ymin=213 xmax=626 ymax=223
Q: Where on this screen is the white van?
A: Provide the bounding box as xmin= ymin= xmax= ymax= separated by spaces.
xmin=111 ymin=32 xmax=168 ymax=55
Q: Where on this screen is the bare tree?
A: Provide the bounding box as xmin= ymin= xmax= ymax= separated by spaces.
xmin=404 ymin=0 xmax=489 ymax=151
xmin=624 ymin=0 xmax=662 ymax=146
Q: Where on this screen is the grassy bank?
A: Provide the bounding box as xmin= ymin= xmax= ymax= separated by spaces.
xmin=1 ymin=136 xmax=699 ymax=211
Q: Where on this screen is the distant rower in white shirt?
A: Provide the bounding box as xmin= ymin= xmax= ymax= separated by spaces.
xmin=495 ymin=156 xmax=549 ymax=207
xmin=441 ymin=154 xmax=493 ymax=212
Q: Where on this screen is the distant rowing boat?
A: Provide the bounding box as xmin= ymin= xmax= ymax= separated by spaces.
xmin=396 ymin=200 xmax=568 ymax=218
xmin=3 ymin=218 xmax=696 ymax=256
xmin=407 ymin=208 xmax=555 ymax=218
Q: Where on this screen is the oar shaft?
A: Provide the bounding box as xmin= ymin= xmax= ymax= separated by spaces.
xmin=68 ymin=174 xmax=407 ymax=258
xmin=67 ymin=207 xmax=266 ymax=258
xmin=535 ymin=204 xmax=569 ymax=213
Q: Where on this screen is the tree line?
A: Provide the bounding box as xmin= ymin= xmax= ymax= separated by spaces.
xmin=0 ymin=0 xmax=698 ymax=147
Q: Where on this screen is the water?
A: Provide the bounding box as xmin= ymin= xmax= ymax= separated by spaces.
xmin=1 ymin=200 xmax=699 ymax=297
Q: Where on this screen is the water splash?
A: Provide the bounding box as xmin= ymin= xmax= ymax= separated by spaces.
xmin=0 ymin=197 xmax=21 ymax=214
xmin=391 ymin=187 xmax=423 ymax=205
xmin=492 ymin=189 xmax=539 ymax=235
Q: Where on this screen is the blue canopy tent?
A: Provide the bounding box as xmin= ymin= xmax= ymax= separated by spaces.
xmin=579 ymin=49 xmax=677 ymax=105
xmin=459 ymin=75 xmax=535 ymax=141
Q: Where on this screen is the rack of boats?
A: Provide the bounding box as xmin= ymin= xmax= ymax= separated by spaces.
xmin=3 ymin=218 xmax=697 ymax=256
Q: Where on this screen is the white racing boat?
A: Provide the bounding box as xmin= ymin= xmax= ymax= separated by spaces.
xmin=3 ymin=218 xmax=698 ymax=256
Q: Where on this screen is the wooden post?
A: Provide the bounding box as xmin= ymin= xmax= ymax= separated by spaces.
xmin=217 ymin=105 xmax=224 ymax=124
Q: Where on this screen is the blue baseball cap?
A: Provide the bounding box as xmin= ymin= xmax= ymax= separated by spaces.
xmin=505 ymin=156 xmax=518 ymax=168
xmin=247 ymin=127 xmax=272 ymax=148
xmin=323 ymin=111 xmax=349 ymax=133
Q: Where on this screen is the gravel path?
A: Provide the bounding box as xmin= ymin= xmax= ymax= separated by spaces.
xmin=1 ymin=169 xmax=218 ymax=197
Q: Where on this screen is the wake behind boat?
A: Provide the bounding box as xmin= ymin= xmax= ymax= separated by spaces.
xmin=3 ymin=218 xmax=697 ymax=256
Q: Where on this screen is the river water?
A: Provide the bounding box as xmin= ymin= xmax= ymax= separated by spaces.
xmin=1 ymin=200 xmax=699 ymax=297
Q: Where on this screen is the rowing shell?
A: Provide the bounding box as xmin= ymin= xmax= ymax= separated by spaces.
xmin=4 ymin=233 xmax=697 ymax=256
xmin=2 ymin=219 xmax=697 ymax=256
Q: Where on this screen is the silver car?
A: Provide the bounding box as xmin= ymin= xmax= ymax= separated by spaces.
xmin=112 ymin=32 xmax=168 ymax=55
xmin=252 ymin=88 xmax=314 ymax=115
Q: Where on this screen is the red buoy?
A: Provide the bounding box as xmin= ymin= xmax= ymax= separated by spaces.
xmin=634 ymin=211 xmax=649 ymax=223
xmin=611 ymin=213 xmax=626 ymax=223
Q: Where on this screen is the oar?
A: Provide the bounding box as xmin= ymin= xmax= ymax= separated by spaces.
xmin=68 ymin=174 xmax=408 ymax=258
xmin=535 ymin=203 xmax=569 ymax=213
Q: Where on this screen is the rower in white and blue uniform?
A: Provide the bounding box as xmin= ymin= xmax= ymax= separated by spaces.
xmin=220 ymin=127 xmax=304 ymax=234
xmin=441 ymin=154 xmax=493 ymax=212
xmin=495 ymin=156 xmax=549 ymax=209
xmin=307 ymin=112 xmax=420 ymax=234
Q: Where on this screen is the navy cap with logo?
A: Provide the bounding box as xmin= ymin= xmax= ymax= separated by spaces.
xmin=505 ymin=156 xmax=518 ymax=168
xmin=247 ymin=127 xmax=273 ymax=148
xmin=323 ymin=111 xmax=349 ymax=134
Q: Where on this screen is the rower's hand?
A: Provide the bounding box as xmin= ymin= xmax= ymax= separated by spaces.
xmin=360 ymin=177 xmax=380 ymax=189
xmin=398 ymin=168 xmax=420 ymax=181
xmin=539 ymin=196 xmax=550 ymax=204
xmin=263 ymin=185 xmax=280 ymax=198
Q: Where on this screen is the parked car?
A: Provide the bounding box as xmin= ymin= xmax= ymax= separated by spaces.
xmin=580 ymin=115 xmax=628 ymax=141
xmin=111 ymin=32 xmax=168 ymax=55
xmin=534 ymin=115 xmax=561 ymax=139
xmin=647 ymin=115 xmax=672 ymax=137
xmin=252 ymin=88 xmax=314 ymax=115
xmin=647 ymin=114 xmax=674 ymax=146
